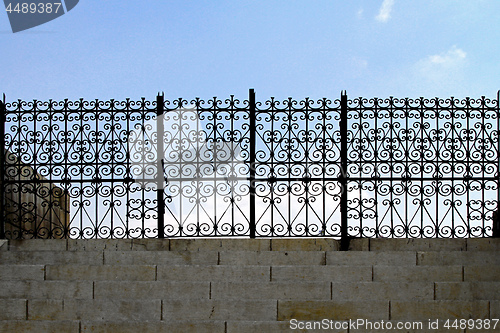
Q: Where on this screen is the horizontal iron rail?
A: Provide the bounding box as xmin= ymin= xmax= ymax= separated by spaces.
xmin=5 ymin=176 xmax=499 ymax=184
xmin=5 ymin=160 xmax=499 ymax=166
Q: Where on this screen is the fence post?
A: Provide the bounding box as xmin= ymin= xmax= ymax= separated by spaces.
xmin=249 ymin=89 xmax=256 ymax=238
xmin=0 ymin=94 xmax=5 ymax=239
xmin=495 ymin=90 xmax=500 ymax=238
xmin=156 ymin=93 xmax=165 ymax=238
xmin=340 ymin=91 xmax=349 ymax=250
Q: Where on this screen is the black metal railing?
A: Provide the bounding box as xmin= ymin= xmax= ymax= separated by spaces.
xmin=1 ymin=90 xmax=499 ymax=246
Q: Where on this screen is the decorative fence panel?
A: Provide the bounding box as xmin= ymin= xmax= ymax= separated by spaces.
xmin=1 ymin=90 xmax=499 ymax=244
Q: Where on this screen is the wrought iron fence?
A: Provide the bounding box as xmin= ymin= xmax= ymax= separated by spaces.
xmin=1 ymin=90 xmax=499 ymax=246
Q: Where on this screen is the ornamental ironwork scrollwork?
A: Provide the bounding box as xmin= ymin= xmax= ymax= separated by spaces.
xmin=1 ymin=92 xmax=498 ymax=239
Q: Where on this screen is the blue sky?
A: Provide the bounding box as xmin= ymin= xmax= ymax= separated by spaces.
xmin=1 ymin=0 xmax=499 ymax=102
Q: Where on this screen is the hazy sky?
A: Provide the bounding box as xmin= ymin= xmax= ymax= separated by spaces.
xmin=1 ymin=0 xmax=499 ymax=102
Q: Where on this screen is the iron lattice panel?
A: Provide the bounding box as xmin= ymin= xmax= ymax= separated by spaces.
xmin=1 ymin=92 xmax=498 ymax=239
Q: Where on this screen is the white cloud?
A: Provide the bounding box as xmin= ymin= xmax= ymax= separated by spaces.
xmin=427 ymin=46 xmax=466 ymax=66
xmin=356 ymin=8 xmax=364 ymax=19
xmin=394 ymin=45 xmax=470 ymax=97
xmin=415 ymin=46 xmax=467 ymax=82
xmin=375 ymin=0 xmax=395 ymax=23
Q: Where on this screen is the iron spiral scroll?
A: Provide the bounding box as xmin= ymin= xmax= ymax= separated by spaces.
xmin=0 ymin=91 xmax=499 ymax=241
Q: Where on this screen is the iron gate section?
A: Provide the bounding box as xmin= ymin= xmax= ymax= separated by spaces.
xmin=0 ymin=95 xmax=252 ymax=239
xmin=1 ymin=91 xmax=499 ymax=239
xmin=154 ymin=95 xmax=251 ymax=238
xmin=252 ymin=95 xmax=345 ymax=237
xmin=345 ymin=95 xmax=500 ymax=238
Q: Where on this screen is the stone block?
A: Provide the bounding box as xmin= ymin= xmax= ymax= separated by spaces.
xmin=464 ymin=266 xmax=500 ymax=281
xmin=332 ymin=282 xmax=433 ymax=301
xmin=467 ymin=238 xmax=500 ymax=251
xmin=8 ymin=239 xmax=67 ymax=251
xmin=27 ymin=299 xmax=61 ymax=320
xmin=28 ymin=299 xmax=161 ymax=321
xmin=157 ymin=265 xmax=269 ymax=282
xmin=162 ymin=299 xmax=276 ymax=321
xmin=271 ymin=265 xmax=372 ymax=282
xmin=218 ymin=239 xmax=271 ymax=251
xmin=348 ymin=238 xmax=370 ymax=251
xmin=391 ymin=300 xmax=488 ymax=320
xmin=0 ymin=265 xmax=45 ymax=280
xmin=417 ymin=251 xmax=500 ymax=266
xmin=277 ymin=300 xmax=388 ymax=320
xmin=131 ymin=239 xmax=170 ymax=251
xmin=169 ymin=239 xmax=220 ymax=251
xmin=104 ymin=250 xmax=218 ymax=265
xmin=0 ymin=251 xmax=103 ymax=265
xmin=0 ymin=320 xmax=80 ymax=333
xmin=94 ymin=281 xmax=210 ymax=300
xmin=373 ymin=265 xmax=462 ymax=282
xmin=0 ymin=239 xmax=8 ymax=251
xmin=435 ymin=282 xmax=500 ymax=300
xmin=45 ymin=264 xmax=156 ymax=281
xmin=0 ymin=280 xmax=93 ymax=299
xmin=0 ymin=299 xmax=27 ymax=320
xmin=210 ymin=281 xmax=331 ymax=300
xmin=271 ymin=238 xmax=338 ymax=251
xmin=370 ymin=238 xmax=466 ymax=251
xmin=326 ymin=251 xmax=416 ymax=266
xmin=81 ymin=320 xmax=225 ymax=333
xmin=227 ymin=321 xmax=299 ymax=333
xmin=169 ymin=238 xmax=271 ymax=251
xmin=491 ymin=300 xmax=500 ymax=318
xmin=227 ymin=320 xmax=347 ymax=333
xmin=67 ymin=239 xmax=132 ymax=251
xmin=219 ymin=251 xmax=326 ymax=265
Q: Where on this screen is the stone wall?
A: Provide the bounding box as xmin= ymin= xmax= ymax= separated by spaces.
xmin=0 ymin=238 xmax=498 ymax=332
xmin=3 ymin=150 xmax=70 ymax=239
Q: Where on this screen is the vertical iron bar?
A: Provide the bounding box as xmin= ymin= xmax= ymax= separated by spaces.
xmin=94 ymin=101 xmax=99 ymax=238
xmin=451 ymin=97 xmax=455 ymax=238
xmin=495 ymin=90 xmax=500 ymax=237
xmin=420 ymin=98 xmax=424 ymax=237
xmin=389 ymin=97 xmax=394 ymax=237
xmin=230 ymin=98 xmax=235 ymax=235
xmin=48 ymin=102 xmax=54 ymax=237
xmin=64 ymin=100 xmax=72 ymax=237
xmin=465 ymin=97 xmax=470 ymax=237
xmin=404 ymin=99 xmax=409 ymax=238
xmin=249 ymin=89 xmax=256 ymax=238
xmin=157 ymin=93 xmax=165 ymax=238
xmin=212 ymin=98 xmax=217 ymax=236
xmin=321 ymin=100 xmax=326 ymax=236
xmin=357 ymin=99 xmax=362 ymax=237
xmin=0 ymin=94 xmax=6 ymax=239
xmin=375 ymin=98 xmax=380 ymax=237
xmin=481 ymin=96 xmax=485 ymax=237
xmin=435 ymin=98 xmax=439 ymax=238
xmin=304 ymin=100 xmax=309 ymax=235
xmin=340 ymin=91 xmax=349 ymax=251
xmin=125 ymin=101 xmax=130 ymax=238
xmin=33 ymin=100 xmax=38 ymax=238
